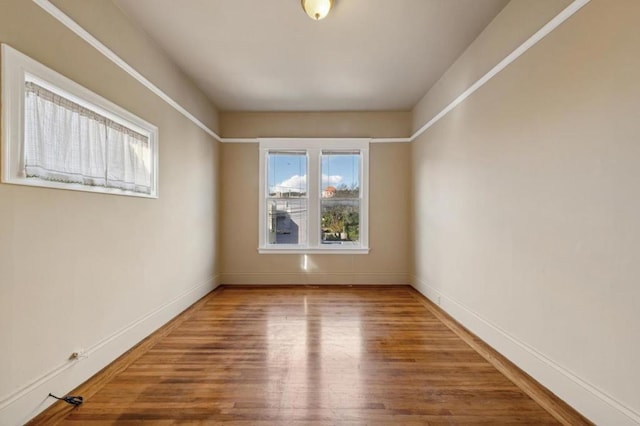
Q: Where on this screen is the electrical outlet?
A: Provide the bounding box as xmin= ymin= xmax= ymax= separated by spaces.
xmin=69 ymin=349 xmax=87 ymax=360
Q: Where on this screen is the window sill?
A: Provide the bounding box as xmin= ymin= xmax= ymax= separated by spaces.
xmin=257 ymin=247 xmax=370 ymax=255
xmin=2 ymin=176 xmax=158 ymax=198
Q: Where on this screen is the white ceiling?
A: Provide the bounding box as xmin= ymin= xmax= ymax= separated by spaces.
xmin=114 ymin=0 xmax=509 ymax=112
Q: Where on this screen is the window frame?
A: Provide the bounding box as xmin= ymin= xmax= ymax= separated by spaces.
xmin=1 ymin=44 xmax=159 ymax=198
xmin=258 ymin=138 xmax=370 ymax=254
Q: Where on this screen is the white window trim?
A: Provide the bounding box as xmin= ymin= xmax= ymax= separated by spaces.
xmin=258 ymin=138 xmax=370 ymax=254
xmin=1 ymin=44 xmax=159 ymax=198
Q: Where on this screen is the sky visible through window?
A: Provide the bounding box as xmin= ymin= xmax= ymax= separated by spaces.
xmin=268 ymin=152 xmax=359 ymax=195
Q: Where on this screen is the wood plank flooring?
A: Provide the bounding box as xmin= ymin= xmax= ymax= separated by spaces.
xmin=33 ymin=286 xmax=589 ymax=425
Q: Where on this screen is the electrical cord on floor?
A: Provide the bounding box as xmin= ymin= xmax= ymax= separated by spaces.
xmin=48 ymin=393 xmax=83 ymax=406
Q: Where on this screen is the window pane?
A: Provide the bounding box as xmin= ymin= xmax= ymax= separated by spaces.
xmin=321 ymin=152 xmax=360 ymax=199
xmin=321 ymin=199 xmax=359 ymax=244
xmin=267 ymin=198 xmax=307 ymax=245
xmin=267 ymin=152 xmax=307 ymax=198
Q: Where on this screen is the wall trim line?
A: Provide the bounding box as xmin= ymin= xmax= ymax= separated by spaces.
xmin=410 ymin=275 xmax=640 ymax=425
xmin=221 ymin=272 xmax=410 ymax=277
xmin=32 ymin=0 xmax=223 ymax=142
xmin=217 ymin=137 xmax=412 ymax=143
xmin=33 ymin=0 xmax=589 ymax=144
xmin=0 ymin=275 xmax=219 ymax=425
xmin=220 ymin=272 xmax=410 ymax=286
xmin=409 ymin=0 xmax=590 ymax=142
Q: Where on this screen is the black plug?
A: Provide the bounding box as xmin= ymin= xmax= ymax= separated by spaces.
xmin=48 ymin=393 xmax=84 ymax=406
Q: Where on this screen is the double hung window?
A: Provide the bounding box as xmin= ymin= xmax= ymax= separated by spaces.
xmin=258 ymin=139 xmax=369 ymax=254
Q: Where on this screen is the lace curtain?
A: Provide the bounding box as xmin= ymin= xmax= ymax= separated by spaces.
xmin=24 ymin=81 xmax=152 ymax=194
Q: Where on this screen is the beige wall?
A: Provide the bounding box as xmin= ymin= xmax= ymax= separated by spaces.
xmin=0 ymin=1 xmax=220 ymax=424
xmin=411 ymin=0 xmax=640 ymax=423
xmin=220 ymin=112 xmax=412 ymax=284
xmin=221 ymin=111 xmax=412 ymax=139
xmin=53 ymin=0 xmax=220 ymax=133
xmin=412 ymin=0 xmax=571 ymax=133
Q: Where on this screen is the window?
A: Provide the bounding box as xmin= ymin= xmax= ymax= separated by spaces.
xmin=259 ymin=139 xmax=369 ymax=254
xmin=266 ymin=151 xmax=308 ymax=246
xmin=1 ymin=44 xmax=158 ymax=197
xmin=321 ymin=151 xmax=361 ymax=245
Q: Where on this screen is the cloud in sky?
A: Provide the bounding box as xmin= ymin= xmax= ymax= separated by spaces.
xmin=322 ymin=174 xmax=342 ymax=186
xmin=271 ymin=174 xmax=306 ymax=193
xmin=271 ymin=174 xmax=342 ymax=193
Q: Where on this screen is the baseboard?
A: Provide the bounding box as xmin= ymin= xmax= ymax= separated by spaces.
xmin=1 ymin=275 xmax=219 ymax=426
xmin=220 ymin=272 xmax=410 ymax=285
xmin=410 ymin=275 xmax=640 ymax=426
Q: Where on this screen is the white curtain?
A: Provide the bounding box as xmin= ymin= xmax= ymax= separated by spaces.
xmin=106 ymin=123 xmax=151 ymax=193
xmin=24 ymin=81 xmax=152 ymax=194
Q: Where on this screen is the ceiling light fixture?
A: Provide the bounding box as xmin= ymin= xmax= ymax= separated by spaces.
xmin=301 ymin=0 xmax=333 ymax=21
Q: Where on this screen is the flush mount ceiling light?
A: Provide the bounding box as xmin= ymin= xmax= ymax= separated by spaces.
xmin=301 ymin=0 xmax=333 ymax=21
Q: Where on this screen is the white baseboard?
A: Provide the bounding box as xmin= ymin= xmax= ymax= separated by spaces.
xmin=220 ymin=272 xmax=410 ymax=285
xmin=410 ymin=275 xmax=640 ymax=426
xmin=1 ymin=275 xmax=219 ymax=426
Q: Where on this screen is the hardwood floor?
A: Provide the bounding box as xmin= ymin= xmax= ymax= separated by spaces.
xmin=31 ymin=286 xmax=589 ymax=425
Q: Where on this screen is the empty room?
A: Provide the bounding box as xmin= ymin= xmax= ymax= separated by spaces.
xmin=1 ymin=0 xmax=638 ymax=424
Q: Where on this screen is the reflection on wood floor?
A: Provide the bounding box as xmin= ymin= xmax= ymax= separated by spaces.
xmin=38 ymin=285 xmax=586 ymax=425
